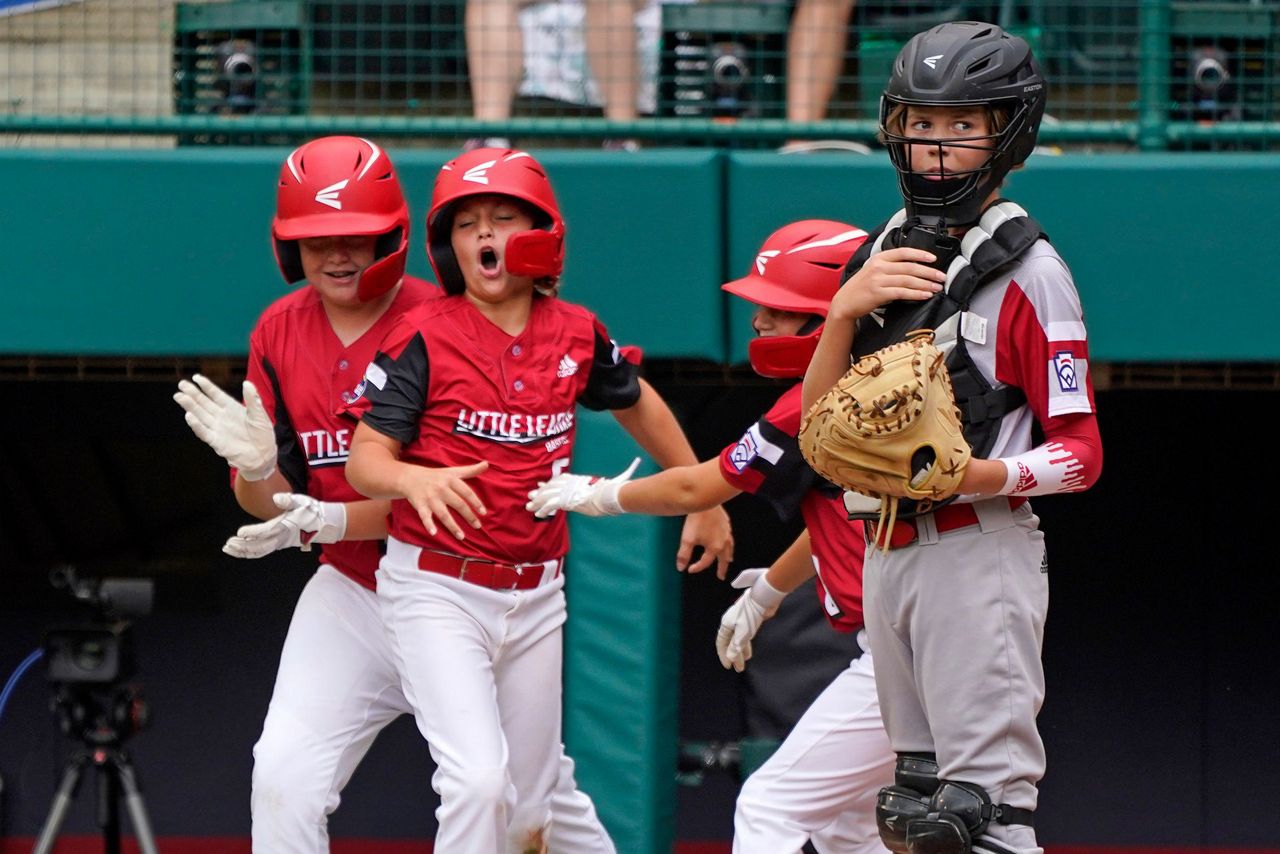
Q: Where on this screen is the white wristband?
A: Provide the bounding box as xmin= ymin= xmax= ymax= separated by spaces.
xmin=316 ymin=501 xmax=348 ymax=544
xmin=750 ymin=573 xmax=788 ymax=610
xmin=236 ymin=460 xmax=278 ymax=483
xmin=595 ymin=479 xmax=626 ymax=516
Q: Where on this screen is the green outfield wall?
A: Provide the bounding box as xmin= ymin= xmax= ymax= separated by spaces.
xmin=563 ymin=412 xmax=684 ymax=854
xmin=1 ymin=148 xmax=724 ymax=359
xmin=725 ymin=152 xmax=1280 ymax=363
xmin=6 ymin=149 xmax=1278 ymax=361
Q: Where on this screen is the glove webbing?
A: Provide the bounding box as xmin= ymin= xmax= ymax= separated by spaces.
xmin=871 ymin=495 xmax=900 ymax=554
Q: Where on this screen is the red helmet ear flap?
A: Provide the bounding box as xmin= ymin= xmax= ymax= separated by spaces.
xmin=352 ymin=225 xmax=408 ymax=301
xmin=505 ymin=222 xmax=565 ymax=279
xmin=747 ymin=326 xmax=823 ymax=378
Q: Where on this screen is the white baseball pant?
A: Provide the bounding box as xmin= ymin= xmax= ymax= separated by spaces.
xmin=733 ymin=632 xmax=895 ymax=854
xmin=377 ymin=537 xmax=573 ymax=854
xmin=863 ymin=501 xmax=1047 ymax=854
xmin=251 ymin=562 xmax=614 ymax=853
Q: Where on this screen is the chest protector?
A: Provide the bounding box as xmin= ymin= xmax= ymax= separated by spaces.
xmin=842 ymin=201 xmax=1044 ymax=518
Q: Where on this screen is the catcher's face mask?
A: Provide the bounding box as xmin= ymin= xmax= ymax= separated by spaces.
xmin=880 ymin=21 xmax=1046 ymax=227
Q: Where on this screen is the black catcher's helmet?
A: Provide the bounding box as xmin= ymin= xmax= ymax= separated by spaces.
xmin=879 ymin=21 xmax=1046 ymax=227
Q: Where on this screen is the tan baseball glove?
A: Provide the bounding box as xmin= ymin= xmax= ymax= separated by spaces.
xmin=798 ymin=330 xmax=971 ymax=549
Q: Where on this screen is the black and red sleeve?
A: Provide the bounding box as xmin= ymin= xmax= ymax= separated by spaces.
xmin=579 ymin=320 xmax=642 ymax=411
xmin=246 ymin=330 xmax=307 ymax=493
xmin=349 ymin=326 xmax=431 ymax=445
xmin=718 ymin=388 xmax=816 ymax=522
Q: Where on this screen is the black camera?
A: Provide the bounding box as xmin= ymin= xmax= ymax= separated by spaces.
xmin=43 ymin=567 xmax=154 ymax=744
xmin=1170 ymin=29 xmax=1273 ymax=129
xmin=214 ymin=37 xmax=258 ymax=114
xmin=659 ymin=2 xmax=786 ymax=123
xmin=1181 ymin=45 xmax=1239 ymax=122
xmin=33 ymin=567 xmax=160 ymax=852
xmin=709 ymin=41 xmax=753 ymax=116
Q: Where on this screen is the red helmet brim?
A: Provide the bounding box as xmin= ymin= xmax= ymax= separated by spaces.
xmin=273 ymin=211 xmax=405 ymax=241
xmin=722 ymin=274 xmax=831 ymax=317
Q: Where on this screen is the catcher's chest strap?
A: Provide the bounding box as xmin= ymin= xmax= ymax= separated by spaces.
xmin=935 ymin=202 xmax=1040 ymax=431
xmin=939 ymin=200 xmax=1044 ymax=304
xmin=953 ymin=373 xmax=1026 ymax=426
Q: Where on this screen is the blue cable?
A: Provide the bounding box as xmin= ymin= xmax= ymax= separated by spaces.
xmin=0 ymin=648 xmax=43 ymax=730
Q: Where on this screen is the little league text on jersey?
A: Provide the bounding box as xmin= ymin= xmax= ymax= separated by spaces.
xmin=453 ymin=407 xmax=575 ymax=446
xmin=300 ymin=428 xmax=351 ymax=467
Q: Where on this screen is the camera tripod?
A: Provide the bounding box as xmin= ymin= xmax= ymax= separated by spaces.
xmin=32 ymin=680 xmax=158 ymax=854
xmin=32 ymin=742 xmax=158 ymax=854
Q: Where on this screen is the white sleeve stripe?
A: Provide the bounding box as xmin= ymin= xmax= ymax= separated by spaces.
xmin=1009 ymin=258 xmax=1085 ymax=344
xmin=363 ymin=362 xmax=388 ymax=390
xmin=1047 ymin=320 xmax=1087 ymax=342
xmin=1048 ymin=398 xmax=1095 ymax=416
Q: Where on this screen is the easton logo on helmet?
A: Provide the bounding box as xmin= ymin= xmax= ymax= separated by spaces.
xmin=463 ymin=161 xmax=496 ymax=185
xmin=755 ymin=250 xmax=780 ymax=275
xmin=314 ymin=179 xmax=348 ymax=210
xmin=923 ymin=54 xmax=943 ymax=69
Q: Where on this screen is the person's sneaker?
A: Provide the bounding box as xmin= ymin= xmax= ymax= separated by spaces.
xmin=463 ymin=136 xmax=512 ymax=152
xmin=601 ymin=138 xmax=640 ymax=152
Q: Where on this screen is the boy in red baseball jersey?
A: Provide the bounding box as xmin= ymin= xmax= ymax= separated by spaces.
xmin=344 ymin=147 xmax=731 ymax=852
xmin=527 ymin=219 xmax=897 ymax=852
xmin=175 ymin=137 xmax=621 ymax=853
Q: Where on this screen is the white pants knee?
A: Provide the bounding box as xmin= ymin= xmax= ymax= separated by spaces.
xmin=734 ymin=637 xmax=895 ymax=854
xmin=251 ymin=562 xmax=615 ymax=854
xmin=251 ymin=566 xmax=409 ymax=854
xmin=378 ymin=539 xmax=571 ymax=854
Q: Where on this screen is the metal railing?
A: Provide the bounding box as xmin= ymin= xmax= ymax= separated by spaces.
xmin=2 ymin=0 xmax=1278 ymax=150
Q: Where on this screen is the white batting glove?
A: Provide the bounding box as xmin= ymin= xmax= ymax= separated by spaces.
xmin=715 ymin=568 xmax=787 ymax=673
xmin=222 ymin=493 xmax=347 ymax=559
xmin=525 ymin=458 xmax=640 ymax=518
xmin=174 ymin=374 xmax=278 ymax=481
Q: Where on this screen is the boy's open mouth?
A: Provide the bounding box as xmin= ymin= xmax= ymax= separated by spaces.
xmin=480 ymin=246 xmax=499 ymax=273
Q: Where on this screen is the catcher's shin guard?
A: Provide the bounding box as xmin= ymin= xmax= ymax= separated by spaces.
xmin=876 ymin=753 xmax=940 ymax=853
xmin=904 ymin=780 xmax=1035 ymax=854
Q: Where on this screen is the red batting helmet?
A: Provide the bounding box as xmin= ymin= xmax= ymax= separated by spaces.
xmin=426 ymin=147 xmax=565 ymax=295
xmin=722 ymin=220 xmax=868 ymax=378
xmin=272 ymin=136 xmax=410 ymax=301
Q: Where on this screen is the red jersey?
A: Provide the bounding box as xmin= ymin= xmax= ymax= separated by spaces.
xmin=347 ymin=294 xmax=641 ymax=564
xmin=245 ymin=276 xmax=438 ymax=590
xmin=719 ymin=384 xmax=865 ymax=632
